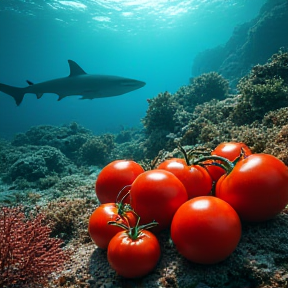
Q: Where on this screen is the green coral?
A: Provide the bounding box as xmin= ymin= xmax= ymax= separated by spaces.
xmin=172 ymin=73 xmax=229 ymax=112
xmin=141 ymin=73 xmax=229 ymax=159
xmin=142 ymin=92 xmax=178 ymax=134
xmin=6 ymin=146 xmax=75 ymax=184
xmin=142 ymin=92 xmax=178 ymax=158
xmin=232 ymin=50 xmax=288 ymax=124
xmin=110 ymin=127 xmax=146 ymax=161
xmin=188 ymin=72 xmax=229 ymax=106
xmin=78 ymin=134 xmax=115 ymax=166
xmin=11 ymin=123 xmax=91 ymax=162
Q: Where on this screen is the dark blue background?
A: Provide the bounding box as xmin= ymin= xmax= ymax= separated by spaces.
xmin=0 ymin=0 xmax=266 ymax=138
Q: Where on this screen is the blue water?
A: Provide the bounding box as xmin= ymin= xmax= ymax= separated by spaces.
xmin=0 ymin=0 xmax=266 ymax=139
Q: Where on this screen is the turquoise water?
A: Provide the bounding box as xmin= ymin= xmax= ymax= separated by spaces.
xmin=0 ymin=0 xmax=266 ymax=138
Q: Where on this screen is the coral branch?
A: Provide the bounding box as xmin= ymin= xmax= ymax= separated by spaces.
xmin=0 ymin=206 xmax=69 ymax=287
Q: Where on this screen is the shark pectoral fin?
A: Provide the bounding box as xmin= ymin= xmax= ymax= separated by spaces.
xmin=26 ymin=80 xmax=34 ymax=86
xmin=79 ymin=95 xmax=96 ymax=100
xmin=80 ymin=90 xmax=101 ymax=100
xmin=57 ymin=94 xmax=67 ymax=101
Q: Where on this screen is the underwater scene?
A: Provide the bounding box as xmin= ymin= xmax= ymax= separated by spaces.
xmin=1 ymin=0 xmax=288 ymax=287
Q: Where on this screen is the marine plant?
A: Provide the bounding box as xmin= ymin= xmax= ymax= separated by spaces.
xmin=0 ymin=206 xmax=69 ymax=287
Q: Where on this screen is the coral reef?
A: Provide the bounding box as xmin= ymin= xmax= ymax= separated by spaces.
xmin=187 ymin=72 xmax=229 ymax=107
xmin=78 ymin=134 xmax=115 ymax=166
xmin=0 ymin=206 xmax=69 ymax=288
xmin=4 ymin=145 xmax=76 ymax=186
xmin=111 ymin=128 xmax=147 ymax=162
xmin=11 ymin=122 xmax=91 ymax=155
xmin=11 ymin=122 xmax=91 ymax=163
xmin=142 ymin=92 xmax=178 ymax=158
xmin=42 ymin=197 xmax=96 ymax=243
xmin=141 ymin=72 xmax=229 ymax=159
xmin=142 ymin=92 xmax=178 ymax=135
xmin=0 ymin=29 xmax=288 ymax=288
xmin=140 ymin=50 xmax=288 ymax=161
xmin=10 ymin=123 xmax=116 ymax=167
xmin=191 ymin=0 xmax=288 ymax=88
xmin=231 ymin=50 xmax=288 ymax=124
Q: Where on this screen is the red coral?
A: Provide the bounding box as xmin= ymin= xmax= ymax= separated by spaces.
xmin=0 ymin=206 xmax=69 ymax=287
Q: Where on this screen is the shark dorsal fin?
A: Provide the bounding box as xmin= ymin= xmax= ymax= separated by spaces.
xmin=68 ymin=60 xmax=87 ymax=77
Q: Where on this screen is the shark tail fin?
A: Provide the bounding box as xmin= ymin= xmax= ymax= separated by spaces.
xmin=0 ymin=83 xmax=25 ymax=106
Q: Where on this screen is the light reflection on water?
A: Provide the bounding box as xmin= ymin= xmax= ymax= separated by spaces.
xmin=0 ymin=0 xmax=254 ymax=32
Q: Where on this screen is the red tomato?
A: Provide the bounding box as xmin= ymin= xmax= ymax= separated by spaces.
xmin=158 ymin=158 xmax=212 ymax=199
xmin=107 ymin=229 xmax=161 ymax=278
xmin=212 ymin=141 xmax=252 ymax=161
xmin=204 ymin=160 xmax=226 ymax=182
xmin=95 ymin=160 xmax=144 ymax=204
xmin=171 ymin=196 xmax=241 ymax=264
xmin=130 ymin=169 xmax=188 ymax=232
xmin=88 ymin=203 xmax=137 ymax=249
xmin=205 ymin=142 xmax=253 ymax=181
xmin=216 ymin=153 xmax=288 ymax=222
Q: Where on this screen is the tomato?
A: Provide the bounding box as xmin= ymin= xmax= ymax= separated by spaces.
xmin=158 ymin=158 xmax=212 ymax=199
xmin=95 ymin=160 xmax=144 ymax=204
xmin=88 ymin=203 xmax=137 ymax=249
xmin=205 ymin=142 xmax=253 ymax=181
xmin=130 ymin=169 xmax=188 ymax=232
xmin=107 ymin=229 xmax=160 ymax=278
xmin=171 ymin=196 xmax=241 ymax=264
xmin=203 ymin=160 xmax=226 ymax=182
xmin=215 ymin=153 xmax=288 ymax=222
xmin=212 ymin=141 xmax=252 ymax=161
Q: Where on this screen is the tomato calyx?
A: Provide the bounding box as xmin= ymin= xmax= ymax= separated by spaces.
xmin=108 ymin=216 xmax=158 ymax=240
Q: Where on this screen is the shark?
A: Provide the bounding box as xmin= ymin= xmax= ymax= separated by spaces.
xmin=0 ymin=60 xmax=146 ymax=106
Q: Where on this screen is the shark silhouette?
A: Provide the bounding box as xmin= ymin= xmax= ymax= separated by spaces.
xmin=0 ymin=60 xmax=146 ymax=105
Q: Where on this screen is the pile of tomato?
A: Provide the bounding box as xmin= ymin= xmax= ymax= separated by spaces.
xmin=88 ymin=142 xmax=288 ymax=278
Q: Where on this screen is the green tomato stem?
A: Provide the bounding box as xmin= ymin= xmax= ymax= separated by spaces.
xmin=116 ymin=185 xmax=132 ymax=204
xmin=177 ymin=144 xmax=190 ymax=166
xmin=193 ymin=155 xmax=235 ymax=174
xmin=108 ymin=221 xmax=129 ymax=231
